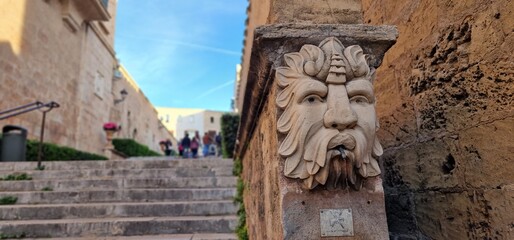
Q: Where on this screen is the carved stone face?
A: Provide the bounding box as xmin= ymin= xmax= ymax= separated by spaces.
xmin=276 ymin=37 xmax=383 ymax=190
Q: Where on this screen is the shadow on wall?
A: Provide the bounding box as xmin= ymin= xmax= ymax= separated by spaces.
xmin=0 ymin=1 xmax=82 ymax=147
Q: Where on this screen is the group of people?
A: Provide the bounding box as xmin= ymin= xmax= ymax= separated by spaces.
xmin=159 ymin=139 xmax=173 ymax=156
xmin=178 ymin=131 xmax=221 ymax=158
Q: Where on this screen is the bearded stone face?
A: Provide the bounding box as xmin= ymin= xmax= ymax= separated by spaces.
xmin=276 ymin=37 xmax=383 ymax=190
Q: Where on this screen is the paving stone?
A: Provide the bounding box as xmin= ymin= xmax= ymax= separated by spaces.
xmin=0 ymin=167 xmax=234 ymax=179
xmin=0 ymin=158 xmax=237 ymax=238
xmin=0 ymin=215 xmax=237 ymax=238
xmin=0 ymin=200 xmax=237 ymax=220
xmin=2 ymin=188 xmax=236 ymax=204
xmin=0 ymin=176 xmax=237 ymax=191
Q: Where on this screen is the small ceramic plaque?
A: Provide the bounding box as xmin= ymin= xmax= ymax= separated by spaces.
xmin=320 ymin=208 xmax=354 ymax=237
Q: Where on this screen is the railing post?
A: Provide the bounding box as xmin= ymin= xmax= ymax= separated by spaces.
xmin=37 ymin=111 xmax=47 ymax=169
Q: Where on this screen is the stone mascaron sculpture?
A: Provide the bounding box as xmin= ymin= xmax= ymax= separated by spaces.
xmin=276 ymin=37 xmax=383 ymax=190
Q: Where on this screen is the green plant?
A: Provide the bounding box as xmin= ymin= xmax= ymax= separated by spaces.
xmin=41 ymin=186 xmax=53 ymax=191
xmin=26 ymin=141 xmax=107 ymax=161
xmin=112 ymin=139 xmax=161 ymax=157
xmin=233 ymin=157 xmax=242 ymax=176
xmin=221 ymin=113 xmax=240 ymax=158
xmin=35 ymin=165 xmax=46 ymax=171
xmin=0 ymin=135 xmax=107 ymax=161
xmin=233 ymin=157 xmax=248 ymax=240
xmin=235 ymin=177 xmax=248 ymax=240
xmin=0 ymin=173 xmax=32 ymax=181
xmin=0 ymin=196 xmax=18 ymax=205
xmin=0 ymin=232 xmax=26 ymax=239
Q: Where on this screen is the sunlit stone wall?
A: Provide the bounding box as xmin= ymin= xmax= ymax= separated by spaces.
xmin=361 ymin=0 xmax=514 ymax=239
xmin=0 ymin=0 xmax=170 ymax=155
xmin=238 ymin=0 xmax=514 ymax=239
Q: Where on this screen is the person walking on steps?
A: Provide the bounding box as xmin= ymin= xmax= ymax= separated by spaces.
xmin=191 ymin=131 xmax=201 ymax=158
xmin=202 ymin=132 xmax=212 ymax=157
xmin=181 ymin=133 xmax=191 ymax=158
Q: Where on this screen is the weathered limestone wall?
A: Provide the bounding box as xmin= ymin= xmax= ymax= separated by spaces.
xmin=0 ymin=0 xmax=85 ymax=148
xmin=110 ymin=66 xmax=174 ymax=153
xmin=239 ymin=0 xmax=513 ymax=239
xmin=0 ymin=0 xmax=170 ymax=156
xmin=242 ymin=84 xmax=283 ymax=240
xmin=238 ymin=24 xmax=397 ymax=239
xmin=361 ymin=0 xmax=514 ymax=239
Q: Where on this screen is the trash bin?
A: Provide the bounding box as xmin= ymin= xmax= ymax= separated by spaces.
xmin=1 ymin=125 xmax=27 ymax=162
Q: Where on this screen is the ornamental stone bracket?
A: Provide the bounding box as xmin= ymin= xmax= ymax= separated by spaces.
xmin=237 ymin=24 xmax=398 ymax=162
xmin=235 ymin=24 xmax=398 ymax=239
xmin=276 ymin=37 xmax=384 ymax=190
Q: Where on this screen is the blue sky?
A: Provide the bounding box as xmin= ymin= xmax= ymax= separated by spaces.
xmin=114 ymin=0 xmax=248 ymax=111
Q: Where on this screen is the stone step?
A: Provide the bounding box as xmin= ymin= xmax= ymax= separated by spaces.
xmin=23 ymin=233 xmax=237 ymax=240
xmin=0 ymin=200 xmax=237 ymax=220
xmin=0 ymin=177 xmax=237 ymax=192
xmin=1 ymin=188 xmax=236 ymax=204
xmin=0 ymin=167 xmax=234 ymax=180
xmin=0 ymin=158 xmax=234 ymax=172
xmin=0 ymin=215 xmax=237 ymax=238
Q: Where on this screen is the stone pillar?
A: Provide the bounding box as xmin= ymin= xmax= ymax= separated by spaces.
xmin=236 ymin=24 xmax=397 ymax=239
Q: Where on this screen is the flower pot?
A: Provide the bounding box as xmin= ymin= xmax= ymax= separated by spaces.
xmin=104 ymin=129 xmax=116 ymax=148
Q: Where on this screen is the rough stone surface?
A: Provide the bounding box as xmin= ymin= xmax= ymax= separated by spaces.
xmin=361 ymin=0 xmax=514 ymax=239
xmin=237 ymin=24 xmax=398 ymax=158
xmin=242 ymin=83 xmax=283 ymax=240
xmin=236 ymin=0 xmax=365 ymax=113
xmin=239 ymin=26 xmax=397 ymax=239
xmin=0 ymin=158 xmax=237 ymax=238
xmin=282 ymin=177 xmax=388 ymax=239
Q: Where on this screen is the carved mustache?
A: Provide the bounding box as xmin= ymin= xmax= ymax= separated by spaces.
xmin=327 ymin=132 xmax=356 ymax=151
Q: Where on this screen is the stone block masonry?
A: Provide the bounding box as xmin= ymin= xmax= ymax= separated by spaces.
xmin=236 ymin=24 xmax=397 ymax=239
xmin=0 ymin=0 xmax=171 ymax=155
xmin=362 ymin=0 xmax=514 ymax=239
xmin=237 ymin=0 xmax=514 ymax=239
xmin=0 ymin=158 xmax=238 ymax=239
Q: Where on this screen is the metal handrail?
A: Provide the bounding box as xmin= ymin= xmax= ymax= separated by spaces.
xmin=0 ymin=101 xmax=60 ymax=167
xmin=0 ymin=101 xmax=60 ymax=120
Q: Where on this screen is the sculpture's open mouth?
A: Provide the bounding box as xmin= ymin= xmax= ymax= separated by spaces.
xmin=327 ymin=133 xmax=355 ymax=151
xmin=327 ymin=133 xmax=356 ymax=161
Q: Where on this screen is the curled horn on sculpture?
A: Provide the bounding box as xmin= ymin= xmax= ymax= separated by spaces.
xmin=276 ymin=37 xmax=383 ymax=190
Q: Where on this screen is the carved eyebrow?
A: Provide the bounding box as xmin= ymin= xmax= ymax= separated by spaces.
xmin=346 ymin=79 xmax=374 ymax=100
xmin=295 ymin=79 xmax=328 ymax=102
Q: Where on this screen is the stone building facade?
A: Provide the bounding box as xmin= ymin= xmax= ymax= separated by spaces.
xmin=156 ymin=107 xmax=225 ymax=146
xmin=110 ymin=66 xmax=174 ymax=153
xmin=0 ymin=0 xmax=171 ymax=155
xmin=236 ymin=0 xmax=514 ymax=239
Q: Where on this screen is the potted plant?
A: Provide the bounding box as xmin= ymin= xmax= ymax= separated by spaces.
xmin=103 ymin=122 xmax=119 ymax=148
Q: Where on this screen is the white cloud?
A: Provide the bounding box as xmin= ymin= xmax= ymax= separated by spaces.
xmin=193 ymin=80 xmax=234 ymax=100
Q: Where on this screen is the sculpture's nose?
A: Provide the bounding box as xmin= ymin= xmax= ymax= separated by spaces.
xmin=323 ymin=85 xmax=357 ymax=131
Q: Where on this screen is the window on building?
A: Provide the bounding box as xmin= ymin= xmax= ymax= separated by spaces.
xmin=94 ymin=71 xmax=105 ymax=100
xmin=166 ymin=114 xmax=169 ymax=123
xmin=101 ymin=0 xmax=109 ymax=9
xmin=210 ymin=117 xmax=214 ymax=123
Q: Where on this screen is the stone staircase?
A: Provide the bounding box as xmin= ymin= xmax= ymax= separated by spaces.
xmin=0 ymin=158 xmax=237 ymax=239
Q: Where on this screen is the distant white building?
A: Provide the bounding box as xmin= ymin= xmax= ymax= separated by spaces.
xmin=232 ymin=64 xmax=242 ymax=113
xmin=156 ymin=107 xmax=226 ymax=141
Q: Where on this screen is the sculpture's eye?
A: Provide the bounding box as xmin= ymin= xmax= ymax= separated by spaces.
xmin=303 ymin=95 xmax=324 ymax=104
xmin=350 ymin=95 xmax=370 ymax=104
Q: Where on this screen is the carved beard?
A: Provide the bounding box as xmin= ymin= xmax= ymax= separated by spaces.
xmin=280 ymin=114 xmax=382 ymax=190
xmin=276 ymin=37 xmax=384 ymax=190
